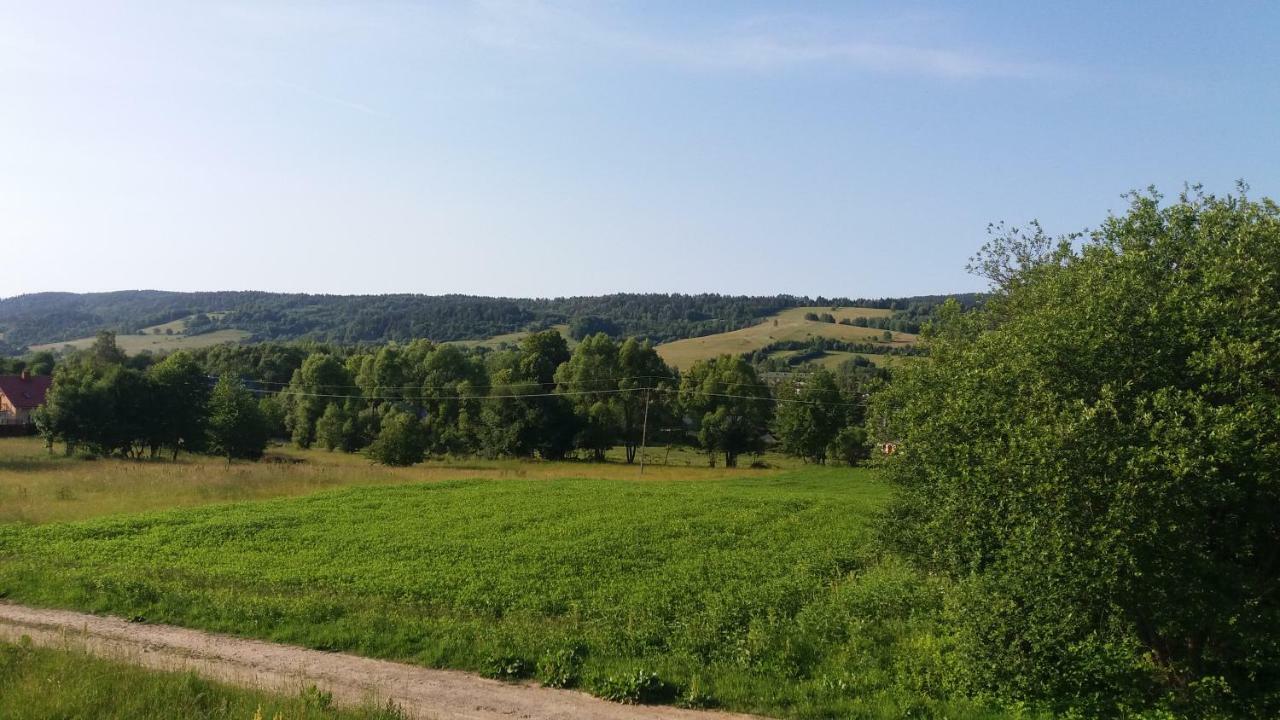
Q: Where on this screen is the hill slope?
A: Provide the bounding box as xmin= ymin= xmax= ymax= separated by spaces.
xmin=0 ymin=291 xmax=977 ymax=355
xmin=655 ymin=306 xmax=917 ymax=370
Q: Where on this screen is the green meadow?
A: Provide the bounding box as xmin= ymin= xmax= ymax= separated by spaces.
xmin=0 ymin=455 xmax=1022 ymax=718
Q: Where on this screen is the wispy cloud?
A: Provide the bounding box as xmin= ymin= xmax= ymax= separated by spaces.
xmin=275 ymin=80 xmax=389 ymax=119
xmin=465 ymin=1 xmax=1055 ymax=80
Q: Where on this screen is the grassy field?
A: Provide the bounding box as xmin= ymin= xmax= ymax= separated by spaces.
xmin=0 ymin=640 xmax=403 ymax=720
xmin=0 ymin=438 xmax=1015 ymax=718
xmin=0 ymin=437 xmax=784 ymax=525
xmin=655 ymin=307 xmax=915 ymax=371
xmin=29 ymin=328 xmax=250 ymax=355
xmin=0 ymin=439 xmax=1032 ymax=718
xmin=446 ymin=323 xmax=574 ymax=350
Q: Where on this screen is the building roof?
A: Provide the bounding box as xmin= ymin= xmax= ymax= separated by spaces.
xmin=0 ymin=374 xmax=52 ymax=409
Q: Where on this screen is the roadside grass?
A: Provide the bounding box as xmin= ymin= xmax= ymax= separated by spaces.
xmin=0 ymin=639 xmax=404 ymax=719
xmin=0 ymin=437 xmax=796 ymax=525
xmin=655 ymin=307 xmax=915 ymax=371
xmin=0 ymin=467 xmax=1026 ymax=719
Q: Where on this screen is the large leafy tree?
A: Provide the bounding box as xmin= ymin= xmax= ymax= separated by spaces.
xmin=773 ymin=369 xmax=849 ymax=464
xmin=415 ymin=343 xmax=486 ymax=455
xmin=871 ymin=188 xmax=1280 ymax=715
xmin=366 ymin=409 xmax=428 ymax=466
xmin=283 ymin=353 xmax=353 ymax=448
xmin=555 ymin=333 xmax=622 ymax=461
xmin=616 ymin=338 xmax=678 ymax=464
xmin=679 ymin=355 xmax=772 ymax=467
xmin=146 ymin=351 xmax=210 ymax=459
xmin=207 ymin=375 xmax=269 ymax=461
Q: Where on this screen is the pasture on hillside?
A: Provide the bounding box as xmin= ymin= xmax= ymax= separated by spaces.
xmin=446 ymin=323 xmax=575 ymax=350
xmin=0 ymin=440 xmax=1023 ymax=719
xmin=655 ymin=307 xmax=915 ymax=371
xmin=28 ymin=314 xmax=249 ymax=355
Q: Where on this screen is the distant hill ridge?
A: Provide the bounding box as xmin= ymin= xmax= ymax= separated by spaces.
xmin=0 ymin=290 xmax=980 ymax=354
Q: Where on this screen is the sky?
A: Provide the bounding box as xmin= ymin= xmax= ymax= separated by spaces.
xmin=1 ymin=1 xmax=1277 ymax=300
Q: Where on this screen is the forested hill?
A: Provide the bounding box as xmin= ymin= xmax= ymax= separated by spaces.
xmin=0 ymin=290 xmax=981 ymax=353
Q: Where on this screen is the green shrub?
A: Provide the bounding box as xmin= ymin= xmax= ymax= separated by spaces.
xmin=872 ymin=188 xmax=1280 ymax=716
xmin=365 ymin=411 xmax=427 ymax=466
xmin=536 ymin=645 xmax=585 ymax=688
xmin=587 ymin=668 xmax=673 ymax=704
xmin=481 ymin=654 xmax=531 ymax=681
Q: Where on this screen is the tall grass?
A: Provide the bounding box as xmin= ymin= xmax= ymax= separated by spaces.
xmin=0 ymin=437 xmax=789 ymax=525
xmin=0 ymin=639 xmax=404 ymax=720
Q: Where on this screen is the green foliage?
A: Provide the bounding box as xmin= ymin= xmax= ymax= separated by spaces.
xmin=365 ymin=411 xmax=427 ymax=466
xmin=568 ymin=315 xmax=620 ymax=340
xmin=284 ymin=354 xmax=353 ymax=449
xmin=481 ymin=654 xmax=531 ymax=680
xmin=535 ymin=645 xmax=586 ymax=688
xmin=679 ymin=355 xmax=773 ymax=467
xmin=145 ymin=351 xmax=209 ymax=458
xmin=826 ymin=425 xmax=870 ymax=466
xmin=35 ymin=356 xmax=160 ymax=458
xmin=314 ymin=402 xmax=350 ymax=452
xmin=872 ymin=187 xmax=1280 ymax=716
xmin=555 ymin=333 xmax=622 ymax=460
xmin=587 ymin=669 xmax=673 ymax=704
xmin=773 ymin=369 xmax=851 ymax=464
xmin=207 ymin=376 xmax=269 ymax=461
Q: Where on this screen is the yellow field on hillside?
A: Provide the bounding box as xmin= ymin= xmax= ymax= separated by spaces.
xmin=656 ymin=306 xmax=915 ymax=370
xmin=30 ymin=328 xmax=251 ymax=355
xmin=28 ymin=313 xmax=245 ymax=355
xmin=447 ymin=323 xmax=574 ymax=350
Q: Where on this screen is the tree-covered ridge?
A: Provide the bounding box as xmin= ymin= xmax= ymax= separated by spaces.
xmin=0 ymin=290 xmax=981 ymax=353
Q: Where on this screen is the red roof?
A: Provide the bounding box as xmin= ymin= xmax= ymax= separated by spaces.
xmin=0 ymin=374 xmax=52 ymax=409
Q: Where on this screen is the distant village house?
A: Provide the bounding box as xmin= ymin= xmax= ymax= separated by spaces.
xmin=0 ymin=371 xmax=52 ymax=426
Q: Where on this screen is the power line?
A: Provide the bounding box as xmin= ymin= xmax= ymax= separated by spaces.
xmin=226 ymin=378 xmax=860 ymax=408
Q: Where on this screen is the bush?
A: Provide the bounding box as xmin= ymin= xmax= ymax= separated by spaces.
xmin=365 ymin=411 xmax=427 ymax=467
xmin=587 ymin=669 xmax=674 ymax=704
xmin=535 ymin=645 xmax=585 ymax=688
xmin=481 ymin=654 xmax=530 ymax=681
xmin=871 ymin=188 xmax=1280 ymax=716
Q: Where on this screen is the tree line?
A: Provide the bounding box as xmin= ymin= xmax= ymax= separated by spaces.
xmin=0 ymin=290 xmax=973 ymax=351
xmin=33 ymin=331 xmax=876 ymax=468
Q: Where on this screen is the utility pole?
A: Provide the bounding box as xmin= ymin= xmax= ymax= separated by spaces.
xmin=639 ymin=387 xmax=651 ymax=475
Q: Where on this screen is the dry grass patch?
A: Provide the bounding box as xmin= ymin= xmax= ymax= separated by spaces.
xmin=656 ymin=307 xmax=916 ymax=371
xmin=0 ymin=437 xmax=792 ymax=525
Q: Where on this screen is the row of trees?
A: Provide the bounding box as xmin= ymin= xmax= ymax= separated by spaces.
xmin=272 ymin=331 xmax=870 ymax=467
xmin=34 ymin=330 xmax=874 ymax=468
xmin=35 ymin=341 xmax=269 ymax=461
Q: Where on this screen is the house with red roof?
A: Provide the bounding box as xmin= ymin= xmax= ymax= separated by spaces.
xmin=0 ymin=371 xmax=52 ymax=426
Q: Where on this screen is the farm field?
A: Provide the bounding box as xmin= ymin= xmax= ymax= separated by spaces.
xmin=0 ymin=640 xmax=404 ymax=720
xmin=655 ymin=307 xmax=915 ymax=371
xmin=447 ymin=323 xmax=575 ymax=350
xmin=0 ymin=437 xmax=788 ymax=525
xmin=0 ymin=441 xmax=1018 ymax=718
xmin=29 ymin=327 xmax=250 ymax=355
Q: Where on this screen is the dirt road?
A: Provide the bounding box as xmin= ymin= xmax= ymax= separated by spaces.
xmin=0 ymin=602 xmax=761 ymax=720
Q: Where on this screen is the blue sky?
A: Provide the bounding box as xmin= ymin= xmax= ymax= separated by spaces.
xmin=2 ymin=1 xmax=1276 ymax=299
